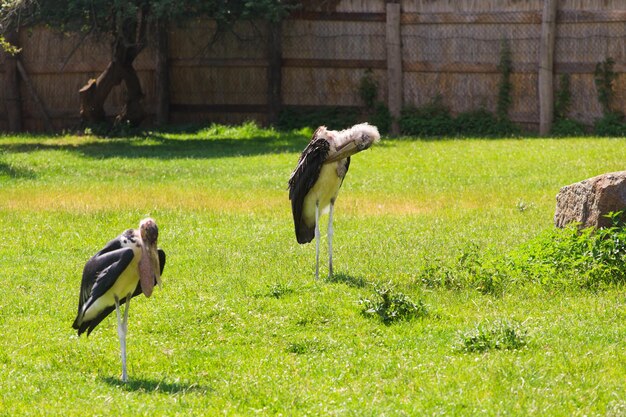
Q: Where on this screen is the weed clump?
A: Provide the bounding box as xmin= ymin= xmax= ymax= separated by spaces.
xmin=360 ymin=282 xmax=428 ymax=324
xmin=512 ymin=212 xmax=626 ymax=289
xmin=456 ymin=319 xmax=528 ymax=353
xmin=267 ymin=282 xmax=294 ymax=299
xmin=419 ymin=212 xmax=626 ymax=292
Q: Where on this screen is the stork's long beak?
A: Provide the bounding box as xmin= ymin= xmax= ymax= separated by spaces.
xmin=325 ymin=131 xmax=379 ymax=163
xmin=148 ymin=243 xmax=162 ymax=286
xmin=326 ymin=140 xmax=360 ymax=163
xmin=138 ymin=218 xmax=161 ymax=297
xmin=139 ymin=242 xmax=161 ymax=297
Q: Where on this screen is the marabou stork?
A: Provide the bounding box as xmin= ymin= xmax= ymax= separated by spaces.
xmin=72 ymin=218 xmax=166 ymax=382
xmin=288 ymin=123 xmax=380 ymax=279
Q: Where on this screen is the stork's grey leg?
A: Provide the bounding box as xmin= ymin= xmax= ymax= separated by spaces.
xmin=328 ymin=199 xmax=335 ymax=278
xmin=115 ymin=295 xmax=129 ymax=383
xmin=315 ymin=201 xmax=320 ymax=280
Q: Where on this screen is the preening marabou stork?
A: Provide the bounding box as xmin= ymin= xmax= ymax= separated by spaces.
xmin=72 ymin=218 xmax=166 ymax=382
xmin=289 ymin=123 xmax=380 ymax=279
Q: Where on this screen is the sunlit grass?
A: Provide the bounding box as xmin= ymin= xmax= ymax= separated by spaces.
xmin=1 ymin=126 xmax=625 ymax=415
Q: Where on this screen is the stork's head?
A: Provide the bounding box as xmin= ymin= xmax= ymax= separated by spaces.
xmin=326 ymin=123 xmax=381 ymax=163
xmin=138 ymin=217 xmax=161 ymax=297
xmin=139 ymin=217 xmax=159 ymax=246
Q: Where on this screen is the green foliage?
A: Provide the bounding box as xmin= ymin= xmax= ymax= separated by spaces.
xmin=0 ymin=0 xmax=295 ymax=34
xmin=358 ymin=68 xmax=392 ymax=134
xmin=399 ymin=96 xmax=454 ymax=137
xmin=593 ymin=112 xmax=626 ymax=137
xmin=511 ymin=212 xmax=626 ymax=289
xmin=360 ymin=282 xmax=428 ymax=324
xmin=419 ymin=212 xmax=626 ymax=292
xmin=369 ymin=102 xmax=392 ymax=135
xmin=496 ymin=38 xmax=513 ymax=122
xmin=0 ymin=35 xmax=19 ymax=54
xmin=266 ymin=282 xmax=294 ymax=299
xmin=551 ymin=118 xmax=586 ymax=137
xmin=358 ymin=68 xmax=378 ymax=109
xmin=277 ymin=104 xmax=391 ymax=135
xmin=277 ymin=106 xmax=362 ymax=131
xmin=550 ymin=119 xmax=587 ymax=137
xmin=454 ymin=109 xmax=519 ymax=137
xmin=286 ymin=337 xmax=325 ymax=354
xmin=594 ymin=57 xmax=617 ymax=115
xmin=399 ymin=103 xmax=520 ymax=138
xmin=554 ymin=74 xmax=572 ymax=120
xmin=456 ymin=319 xmax=528 ymax=353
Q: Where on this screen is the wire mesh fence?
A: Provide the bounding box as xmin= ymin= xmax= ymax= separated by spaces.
xmin=1 ymin=1 xmax=625 ymax=131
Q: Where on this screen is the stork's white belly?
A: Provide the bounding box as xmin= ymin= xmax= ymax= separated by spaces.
xmin=82 ymin=253 xmax=141 ymax=321
xmin=302 ymin=161 xmax=345 ymax=227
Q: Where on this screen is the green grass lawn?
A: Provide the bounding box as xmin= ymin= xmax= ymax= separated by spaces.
xmin=1 ymin=125 xmax=625 ymax=416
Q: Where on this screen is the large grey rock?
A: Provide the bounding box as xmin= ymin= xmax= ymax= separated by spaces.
xmin=555 ymin=171 xmax=626 ymax=229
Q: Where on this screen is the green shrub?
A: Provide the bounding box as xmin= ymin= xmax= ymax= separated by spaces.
xmin=551 ymin=118 xmax=586 ymax=137
xmin=594 ymin=57 xmax=617 ymax=115
xmin=419 ymin=212 xmax=626 ymax=292
xmin=277 ymin=103 xmax=390 ymax=135
xmin=399 ymin=96 xmax=454 ymax=137
xmin=554 ymin=74 xmax=572 ymax=120
xmin=454 ymin=109 xmax=520 ymax=137
xmin=593 ymin=112 xmax=626 ymax=137
xmin=370 ymin=102 xmax=392 ymax=135
xmin=506 ymin=212 xmax=626 ymax=289
xmin=277 ymin=106 xmax=362 ymax=131
xmin=359 ymin=68 xmax=379 ymax=109
xmin=360 ymin=282 xmax=428 ymax=324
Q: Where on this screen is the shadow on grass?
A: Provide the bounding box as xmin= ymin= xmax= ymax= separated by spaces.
xmin=325 ymin=272 xmax=368 ymax=288
xmin=102 ymin=376 xmax=211 ymax=394
xmin=0 ymin=130 xmax=309 ymax=161
xmin=0 ymin=160 xmax=35 ymax=179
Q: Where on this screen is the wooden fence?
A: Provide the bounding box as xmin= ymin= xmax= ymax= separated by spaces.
xmin=1 ymin=0 xmax=625 ymax=133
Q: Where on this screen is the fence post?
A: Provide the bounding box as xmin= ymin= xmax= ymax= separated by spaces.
xmin=267 ymin=21 xmax=282 ymax=126
xmin=539 ymin=0 xmax=558 ymax=136
xmin=4 ymin=30 xmax=22 ymax=132
xmin=386 ymin=1 xmax=402 ymax=136
xmin=155 ymin=19 xmax=170 ymax=126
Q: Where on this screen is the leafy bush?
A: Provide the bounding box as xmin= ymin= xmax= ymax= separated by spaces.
xmin=594 ymin=57 xmax=617 ymax=115
xmin=456 ymin=319 xmax=528 ymax=353
xmin=359 ymin=68 xmax=379 ymax=109
xmin=277 ymin=106 xmax=362 ymax=131
xmin=511 ymin=212 xmax=626 ymax=289
xmin=554 ymin=74 xmax=572 ymax=120
xmin=454 ymin=109 xmax=520 ymax=137
xmin=399 ymin=97 xmax=454 ymax=137
xmin=551 ymin=118 xmax=586 ymax=137
xmin=593 ymin=112 xmax=626 ymax=137
xmin=360 ymin=282 xmax=428 ymax=324
xmin=369 ymin=102 xmax=392 ymax=135
xmin=419 ymin=212 xmax=626 ymax=292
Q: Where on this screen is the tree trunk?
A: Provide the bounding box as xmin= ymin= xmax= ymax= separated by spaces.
xmin=4 ymin=30 xmax=22 ymax=132
xmin=79 ymin=28 xmax=146 ymax=127
xmin=116 ymin=61 xmax=145 ymax=126
xmin=155 ymin=18 xmax=170 ymax=126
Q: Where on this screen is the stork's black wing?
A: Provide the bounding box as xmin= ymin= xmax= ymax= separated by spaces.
xmin=72 ymin=235 xmax=135 ymax=336
xmin=288 ymin=127 xmax=330 ymax=243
